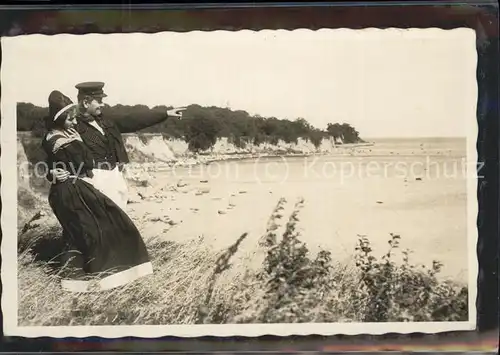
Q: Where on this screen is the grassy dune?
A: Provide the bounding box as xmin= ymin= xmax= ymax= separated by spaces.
xmin=18 ymin=197 xmax=468 ymax=326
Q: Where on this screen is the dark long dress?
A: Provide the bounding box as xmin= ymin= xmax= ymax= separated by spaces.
xmin=42 ymin=133 xmax=153 ymax=292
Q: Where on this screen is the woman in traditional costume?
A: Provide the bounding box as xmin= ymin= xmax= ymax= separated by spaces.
xmin=42 ymin=90 xmax=153 ymax=292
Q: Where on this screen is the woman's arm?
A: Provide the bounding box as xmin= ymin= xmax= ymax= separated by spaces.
xmin=41 ymin=135 xmax=70 ymax=183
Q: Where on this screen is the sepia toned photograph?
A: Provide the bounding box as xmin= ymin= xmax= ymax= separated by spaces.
xmin=1 ymin=28 xmax=478 ymax=338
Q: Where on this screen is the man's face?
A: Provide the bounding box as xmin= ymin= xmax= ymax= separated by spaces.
xmin=84 ymin=96 xmax=105 ymax=117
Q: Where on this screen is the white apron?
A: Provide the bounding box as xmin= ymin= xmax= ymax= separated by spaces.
xmin=82 ymin=166 xmax=129 ymax=211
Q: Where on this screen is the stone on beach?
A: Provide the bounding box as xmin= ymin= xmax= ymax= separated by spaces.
xmin=196 ymin=187 xmax=211 ymax=195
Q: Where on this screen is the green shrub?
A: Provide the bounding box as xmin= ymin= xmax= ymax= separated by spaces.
xmin=353 ymin=233 xmax=468 ymax=322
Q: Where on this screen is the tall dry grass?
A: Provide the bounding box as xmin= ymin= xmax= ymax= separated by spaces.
xmin=18 ymin=197 xmax=468 ymax=326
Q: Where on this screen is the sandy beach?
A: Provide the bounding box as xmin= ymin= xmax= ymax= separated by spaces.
xmin=122 ymin=137 xmax=469 ymax=283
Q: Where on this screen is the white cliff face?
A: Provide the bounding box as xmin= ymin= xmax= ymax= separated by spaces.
xmin=317 ymin=136 xmax=337 ymax=153
xmin=123 ymin=135 xmax=192 ymax=162
xmin=17 ymin=138 xmax=31 ymax=189
xmin=210 ymin=137 xmax=248 ymax=154
xmin=121 ymin=134 xmax=338 ymax=162
xmin=124 ymin=135 xmax=177 ymax=162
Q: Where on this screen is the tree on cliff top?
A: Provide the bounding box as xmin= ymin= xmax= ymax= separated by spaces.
xmin=326 ymin=122 xmax=361 ymax=144
xmin=17 ymin=102 xmax=363 ymax=151
xmin=183 ymin=108 xmax=220 ymax=152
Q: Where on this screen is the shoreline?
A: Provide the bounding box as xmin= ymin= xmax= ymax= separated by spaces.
xmin=125 ymin=142 xmax=376 ymax=172
xmin=122 ymin=140 xmax=465 ymax=182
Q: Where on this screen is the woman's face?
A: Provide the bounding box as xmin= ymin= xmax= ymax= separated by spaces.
xmin=62 ymin=107 xmax=78 ymax=130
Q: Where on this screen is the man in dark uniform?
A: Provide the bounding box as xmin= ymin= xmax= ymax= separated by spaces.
xmin=50 ymin=81 xmax=184 ymax=209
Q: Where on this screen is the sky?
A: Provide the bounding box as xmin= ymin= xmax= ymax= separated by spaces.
xmin=1 ymin=28 xmax=477 ymax=138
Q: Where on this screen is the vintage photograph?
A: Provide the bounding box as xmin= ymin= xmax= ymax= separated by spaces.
xmin=1 ymin=28 xmax=478 ymax=337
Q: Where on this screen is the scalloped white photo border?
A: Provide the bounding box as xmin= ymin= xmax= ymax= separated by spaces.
xmin=1 ymin=28 xmax=478 ymax=338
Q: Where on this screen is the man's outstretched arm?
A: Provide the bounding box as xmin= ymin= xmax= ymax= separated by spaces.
xmin=108 ymin=107 xmax=185 ymax=133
